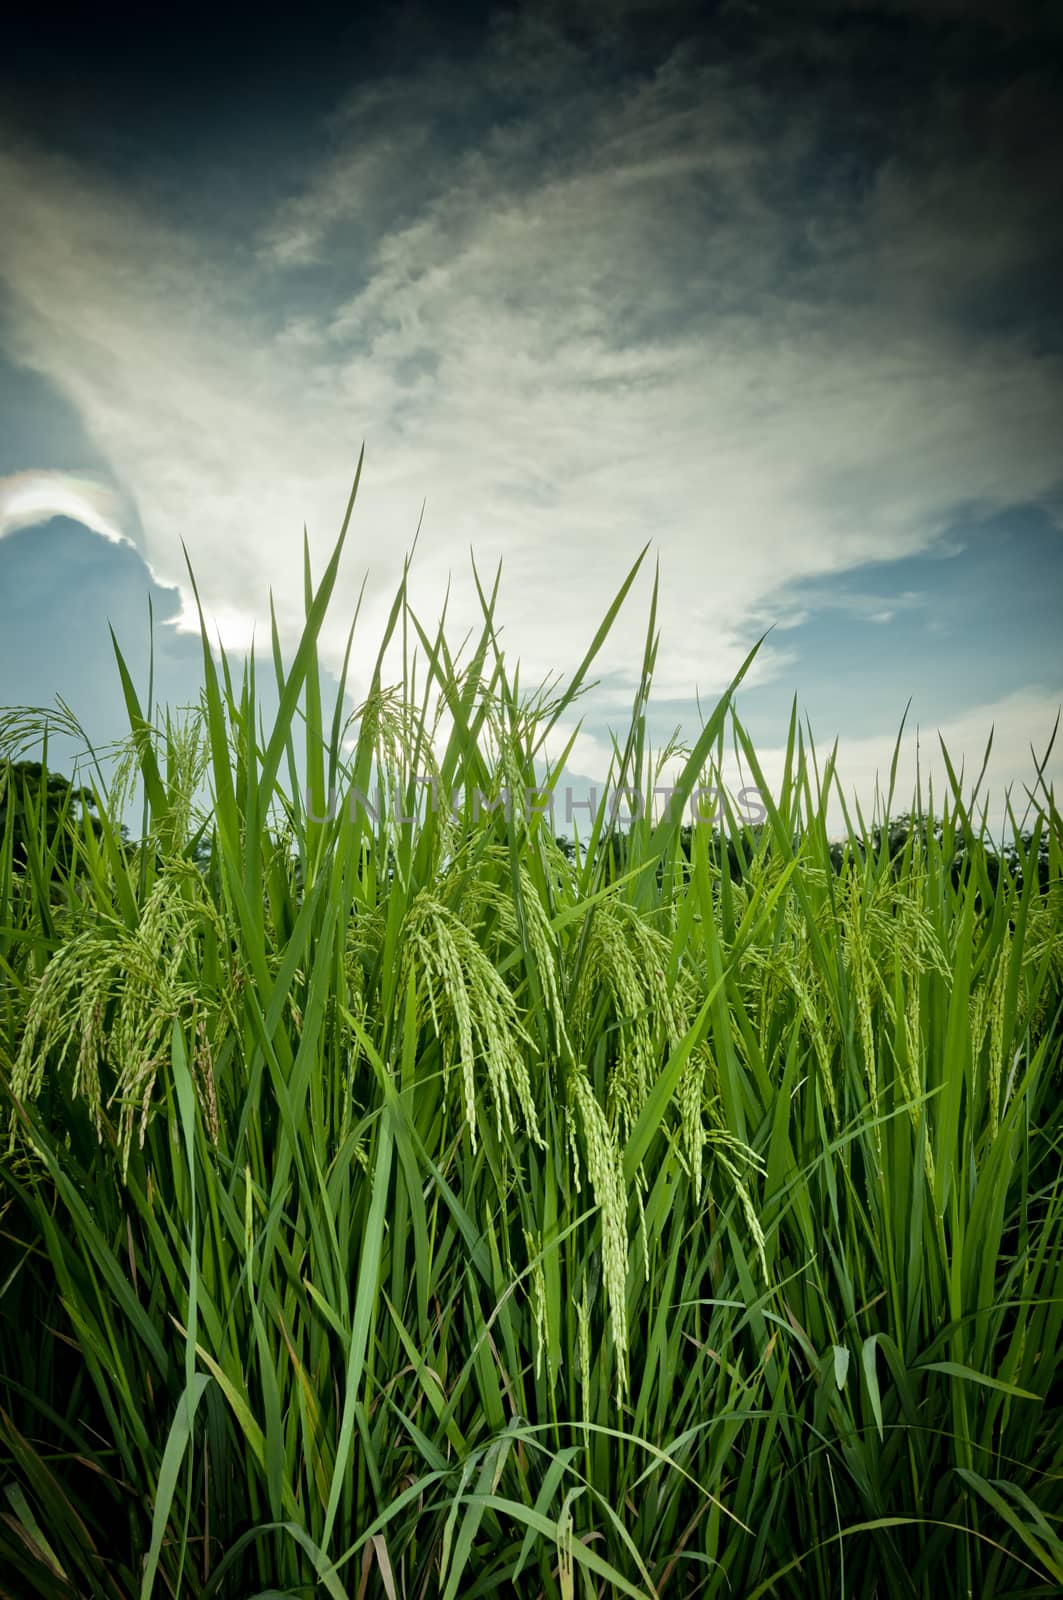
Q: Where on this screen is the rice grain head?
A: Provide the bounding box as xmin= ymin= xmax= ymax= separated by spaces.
xmin=400 ymin=890 xmax=543 ymax=1152
xmin=567 ymin=1065 xmax=629 ymax=1392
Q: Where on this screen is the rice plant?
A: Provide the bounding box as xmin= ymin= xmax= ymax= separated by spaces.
xmin=1 ymin=452 xmax=1061 ymax=1598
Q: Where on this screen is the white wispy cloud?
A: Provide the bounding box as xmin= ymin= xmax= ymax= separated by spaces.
xmin=0 ymin=4 xmax=1060 ymax=734
xmin=0 ymin=470 xmax=132 ymax=548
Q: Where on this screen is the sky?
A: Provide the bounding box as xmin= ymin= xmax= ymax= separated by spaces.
xmin=1 ymin=0 xmax=1061 ymax=836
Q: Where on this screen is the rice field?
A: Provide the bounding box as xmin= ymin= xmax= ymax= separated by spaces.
xmin=2 ymin=455 xmax=1061 ymax=1597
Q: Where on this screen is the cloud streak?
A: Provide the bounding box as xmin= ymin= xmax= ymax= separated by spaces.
xmin=0 ymin=470 xmax=133 ymax=549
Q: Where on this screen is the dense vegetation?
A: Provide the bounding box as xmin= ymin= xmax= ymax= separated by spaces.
xmin=1 ymin=458 xmax=1061 ymax=1597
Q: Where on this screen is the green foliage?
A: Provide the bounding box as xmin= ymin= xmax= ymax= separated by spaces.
xmin=0 ymin=457 xmax=1061 ymax=1597
xmin=0 ymin=758 xmax=104 ymax=879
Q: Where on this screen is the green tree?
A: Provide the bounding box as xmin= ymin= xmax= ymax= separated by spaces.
xmin=0 ymin=759 xmax=104 ymax=882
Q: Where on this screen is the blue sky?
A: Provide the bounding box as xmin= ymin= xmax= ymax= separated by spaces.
xmin=1 ymin=0 xmax=1061 ymax=833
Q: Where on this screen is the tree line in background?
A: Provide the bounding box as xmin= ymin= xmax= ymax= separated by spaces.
xmin=2 ymin=758 xmax=1052 ymax=907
